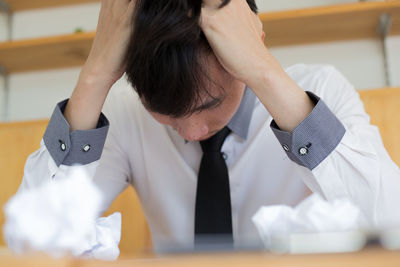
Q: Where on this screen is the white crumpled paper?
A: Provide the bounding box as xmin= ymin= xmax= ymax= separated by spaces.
xmin=3 ymin=168 xmax=121 ymax=261
xmin=252 ymin=194 xmax=366 ymax=253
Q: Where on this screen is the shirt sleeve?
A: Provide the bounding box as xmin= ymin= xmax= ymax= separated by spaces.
xmin=271 ymin=65 xmax=400 ymax=228
xmin=14 ymin=95 xmax=131 ymax=258
xmin=43 ymin=99 xmax=110 ymax=167
xmin=18 ymin=95 xmax=131 ymax=217
xmin=270 ymin=91 xmax=346 ymax=170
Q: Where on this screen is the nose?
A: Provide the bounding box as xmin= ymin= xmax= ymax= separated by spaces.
xmin=178 ymin=124 xmax=209 ymax=141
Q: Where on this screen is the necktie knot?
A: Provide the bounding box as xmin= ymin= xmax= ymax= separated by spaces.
xmin=200 ymin=127 xmax=231 ymax=152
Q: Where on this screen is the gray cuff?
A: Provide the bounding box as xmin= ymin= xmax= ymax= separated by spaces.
xmin=43 ymin=99 xmax=110 ymax=167
xmin=270 ymin=91 xmax=346 ymax=170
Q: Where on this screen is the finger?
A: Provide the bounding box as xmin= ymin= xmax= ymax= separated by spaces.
xmin=114 ymin=0 xmax=132 ymax=14
xmin=252 ymin=13 xmax=263 ymax=35
xmin=127 ymin=0 xmax=136 ymax=13
xmin=122 ymin=0 xmax=137 ymax=27
xmin=101 ymin=0 xmax=112 ymax=8
xmin=199 ymin=2 xmax=214 ymax=30
xmin=199 ymin=6 xmax=207 ymax=30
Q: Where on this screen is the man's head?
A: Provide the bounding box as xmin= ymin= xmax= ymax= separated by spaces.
xmin=125 ymin=0 xmax=258 ymax=141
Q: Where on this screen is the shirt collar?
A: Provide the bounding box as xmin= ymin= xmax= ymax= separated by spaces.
xmin=227 ymin=86 xmax=256 ymax=140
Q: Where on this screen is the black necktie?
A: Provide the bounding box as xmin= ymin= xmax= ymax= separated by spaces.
xmin=195 ymin=126 xmax=233 ymax=247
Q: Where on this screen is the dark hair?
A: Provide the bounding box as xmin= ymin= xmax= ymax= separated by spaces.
xmin=125 ymin=0 xmax=258 ymax=117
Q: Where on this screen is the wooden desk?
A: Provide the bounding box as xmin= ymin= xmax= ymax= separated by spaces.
xmin=1 ymin=248 xmax=400 ymax=267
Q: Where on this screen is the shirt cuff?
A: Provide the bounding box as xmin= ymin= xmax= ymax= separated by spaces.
xmin=270 ymin=91 xmax=346 ymax=170
xmin=43 ymin=99 xmax=110 ymax=167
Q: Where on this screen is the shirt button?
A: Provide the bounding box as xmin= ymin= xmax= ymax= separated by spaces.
xmin=299 ymin=147 xmax=308 ymax=156
xmin=282 ymin=144 xmax=290 ymax=151
xmin=222 ymin=152 xmax=228 ymax=161
xmin=59 ymin=140 xmax=66 ymax=151
xmin=83 ymin=144 xmax=91 ymax=152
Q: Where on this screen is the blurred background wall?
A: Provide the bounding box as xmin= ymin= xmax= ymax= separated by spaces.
xmin=0 ymin=0 xmax=399 ymax=122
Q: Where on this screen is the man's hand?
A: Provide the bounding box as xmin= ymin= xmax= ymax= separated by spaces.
xmin=82 ymin=0 xmax=137 ymax=88
xmin=200 ymin=0 xmax=315 ymax=133
xmin=200 ymin=0 xmax=272 ymax=89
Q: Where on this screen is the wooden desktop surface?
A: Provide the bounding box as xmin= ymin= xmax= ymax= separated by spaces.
xmin=1 ymin=247 xmax=400 ymax=267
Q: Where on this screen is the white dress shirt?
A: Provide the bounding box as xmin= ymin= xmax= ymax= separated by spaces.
xmin=19 ymin=63 xmax=400 ymax=252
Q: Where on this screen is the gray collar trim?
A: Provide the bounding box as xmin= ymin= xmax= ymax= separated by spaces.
xmin=227 ymin=86 xmax=256 ymax=140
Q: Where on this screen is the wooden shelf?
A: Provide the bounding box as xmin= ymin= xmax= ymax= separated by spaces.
xmin=0 ymin=1 xmax=400 ymax=73
xmin=3 ymin=0 xmax=99 ymax=12
xmin=262 ymin=1 xmax=400 ymax=47
xmin=0 ymin=32 xmax=94 ymax=73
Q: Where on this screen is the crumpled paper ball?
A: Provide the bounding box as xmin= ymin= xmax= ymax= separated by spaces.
xmin=252 ymin=194 xmax=365 ymax=253
xmin=3 ymin=167 xmax=121 ymax=260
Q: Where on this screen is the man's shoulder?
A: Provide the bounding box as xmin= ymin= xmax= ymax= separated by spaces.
xmin=103 ymin=82 xmax=142 ymax=114
xmin=101 ymin=80 xmax=150 ymax=131
xmin=285 ymin=63 xmax=354 ymax=96
xmin=284 ymin=63 xmax=359 ymax=115
xmin=284 ymin=63 xmax=339 ymax=85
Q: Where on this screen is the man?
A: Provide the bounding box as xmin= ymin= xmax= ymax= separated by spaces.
xmin=19 ymin=0 xmax=400 ymax=252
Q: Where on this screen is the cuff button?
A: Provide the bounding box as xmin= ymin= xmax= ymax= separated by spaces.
xmin=59 ymin=140 xmax=66 ymax=151
xmin=282 ymin=144 xmax=290 ymax=151
xmin=299 ymin=147 xmax=308 ymax=156
xmin=83 ymin=144 xmax=91 ymax=152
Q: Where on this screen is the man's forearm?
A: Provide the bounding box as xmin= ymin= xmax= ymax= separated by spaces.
xmin=64 ymin=69 xmax=112 ymax=131
xmin=63 ymin=0 xmax=137 ymax=132
xmin=248 ymin=59 xmax=315 ymax=133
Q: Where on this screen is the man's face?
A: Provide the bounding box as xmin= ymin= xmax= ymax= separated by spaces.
xmin=147 ymin=53 xmax=246 ymax=142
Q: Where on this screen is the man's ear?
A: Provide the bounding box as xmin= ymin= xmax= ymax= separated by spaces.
xmin=261 ymin=31 xmax=265 ymax=42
